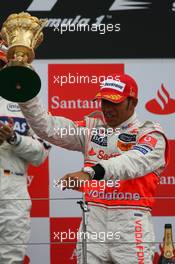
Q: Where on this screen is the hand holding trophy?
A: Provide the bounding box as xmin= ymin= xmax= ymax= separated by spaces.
xmin=0 ymin=12 xmax=47 ymax=102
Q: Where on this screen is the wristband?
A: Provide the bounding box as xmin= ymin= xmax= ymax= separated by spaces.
xmin=92 ymin=164 xmax=105 ymax=180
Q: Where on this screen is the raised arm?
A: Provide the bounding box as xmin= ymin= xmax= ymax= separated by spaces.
xmin=19 ymin=97 xmax=86 ymax=152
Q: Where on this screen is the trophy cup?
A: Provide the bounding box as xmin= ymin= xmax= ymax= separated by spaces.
xmin=0 ymin=12 xmax=47 ymax=102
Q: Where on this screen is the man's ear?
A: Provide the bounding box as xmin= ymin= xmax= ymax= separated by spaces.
xmin=127 ymin=97 xmax=138 ymax=110
xmin=127 ymin=98 xmax=138 ymax=112
xmin=132 ymin=98 xmax=138 ymax=107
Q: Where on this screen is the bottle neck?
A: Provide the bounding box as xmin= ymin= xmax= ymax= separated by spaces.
xmin=163 ymin=227 xmax=174 ymax=259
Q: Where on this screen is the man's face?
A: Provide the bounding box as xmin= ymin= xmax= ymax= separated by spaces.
xmin=101 ymin=98 xmax=137 ymax=128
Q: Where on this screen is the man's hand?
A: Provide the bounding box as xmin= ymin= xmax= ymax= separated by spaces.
xmin=0 ymin=117 xmax=14 ymax=145
xmin=56 ymin=171 xmax=91 ymax=190
xmin=0 ymin=122 xmax=14 ymax=145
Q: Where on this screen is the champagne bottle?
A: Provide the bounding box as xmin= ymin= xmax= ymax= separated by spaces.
xmin=159 ymin=224 xmax=175 ymax=264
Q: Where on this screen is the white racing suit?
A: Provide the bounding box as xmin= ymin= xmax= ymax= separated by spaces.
xmin=19 ymin=97 xmax=168 ymax=264
xmin=0 ymin=97 xmax=51 ymax=264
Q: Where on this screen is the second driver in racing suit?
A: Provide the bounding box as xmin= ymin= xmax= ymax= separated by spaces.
xmin=17 ymin=73 xmax=168 ymax=264
xmin=0 ymin=46 xmax=51 ymax=263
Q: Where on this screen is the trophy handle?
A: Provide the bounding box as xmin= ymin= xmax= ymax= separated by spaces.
xmin=31 ymin=19 xmax=48 ymax=49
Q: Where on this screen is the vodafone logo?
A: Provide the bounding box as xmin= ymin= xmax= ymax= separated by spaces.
xmin=143 ymin=135 xmax=151 ymax=142
xmin=145 ymin=84 xmax=175 ymax=115
xmin=138 ymin=135 xmax=157 ymax=148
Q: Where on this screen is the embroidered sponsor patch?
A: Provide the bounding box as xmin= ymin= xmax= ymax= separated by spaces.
xmin=121 ymin=123 xmax=135 ymax=130
xmin=117 ymin=133 xmax=137 ymax=151
xmin=117 ymin=141 xmax=134 ymax=151
xmin=91 ymin=130 xmax=107 ymax=146
xmin=101 ymin=80 xmax=126 ymax=92
xmin=134 ymin=213 xmax=143 ymax=217
xmin=138 ymin=134 xmax=157 ymax=148
xmin=7 ymin=103 xmax=21 ymax=112
xmin=74 ymin=120 xmax=86 ymax=127
xmin=102 ymin=94 xmax=122 ymax=101
xmin=91 ymin=135 xmax=107 ymax=146
xmin=118 ymin=133 xmax=137 ymax=142
xmin=88 ymin=147 xmax=96 ymax=156
xmin=97 ymin=149 xmax=119 ymax=160
xmin=0 ymin=116 xmax=29 ymax=135
xmin=133 ymin=145 xmax=151 ymax=154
